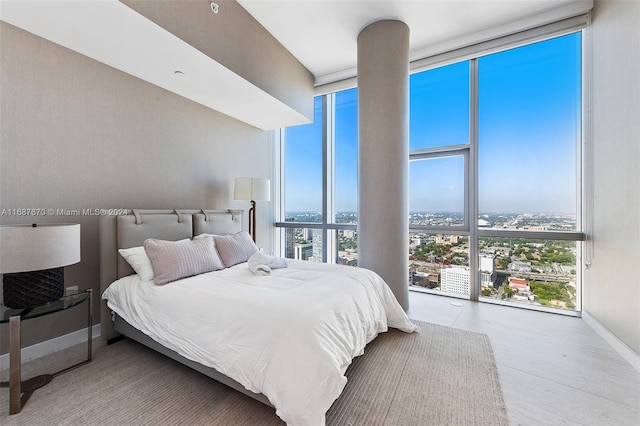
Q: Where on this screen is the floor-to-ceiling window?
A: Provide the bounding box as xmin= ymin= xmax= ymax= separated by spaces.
xmin=410 ymin=32 xmax=584 ymax=313
xmin=279 ymin=26 xmax=585 ymax=314
xmin=278 ymin=89 xmax=358 ymax=264
xmin=282 ymin=97 xmax=324 ymax=260
xmin=409 ymin=61 xmax=471 ymax=296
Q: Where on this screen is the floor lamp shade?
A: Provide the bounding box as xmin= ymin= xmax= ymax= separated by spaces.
xmin=1 ymin=223 xmax=81 ymax=308
xmin=233 ymin=177 xmax=271 ymax=202
xmin=234 ymin=177 xmax=270 ymax=243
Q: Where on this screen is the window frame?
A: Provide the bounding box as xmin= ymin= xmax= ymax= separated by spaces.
xmin=409 ymin=146 xmax=470 ymax=233
xmin=277 ymin=15 xmax=589 ymax=315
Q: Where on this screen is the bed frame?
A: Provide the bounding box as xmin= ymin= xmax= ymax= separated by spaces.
xmin=99 ymin=209 xmax=272 ymax=407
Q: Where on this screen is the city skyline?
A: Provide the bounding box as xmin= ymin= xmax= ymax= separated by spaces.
xmin=284 ymin=211 xmax=577 ymax=235
xmin=282 ymin=213 xmax=579 ymax=311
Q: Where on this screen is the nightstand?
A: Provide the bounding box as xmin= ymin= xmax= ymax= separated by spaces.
xmin=0 ymin=288 xmax=92 ymax=414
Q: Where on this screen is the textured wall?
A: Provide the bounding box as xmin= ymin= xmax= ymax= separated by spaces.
xmin=357 ymin=20 xmax=410 ymax=310
xmin=0 ymin=21 xmax=275 ymax=352
xmin=584 ymin=0 xmax=640 ymax=356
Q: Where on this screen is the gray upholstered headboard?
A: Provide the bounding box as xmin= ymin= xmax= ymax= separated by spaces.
xmin=99 ymin=209 xmax=243 ymax=340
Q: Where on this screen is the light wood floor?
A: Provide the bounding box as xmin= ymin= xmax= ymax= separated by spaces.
xmin=407 ymin=291 xmax=640 ymax=425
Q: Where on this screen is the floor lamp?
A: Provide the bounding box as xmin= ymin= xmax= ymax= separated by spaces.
xmin=234 ymin=177 xmax=271 ymax=243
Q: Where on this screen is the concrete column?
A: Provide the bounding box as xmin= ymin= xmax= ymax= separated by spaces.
xmin=357 ymin=20 xmax=410 ymax=310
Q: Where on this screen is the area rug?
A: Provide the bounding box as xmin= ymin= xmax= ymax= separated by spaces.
xmin=1 ymin=320 xmax=508 ymax=425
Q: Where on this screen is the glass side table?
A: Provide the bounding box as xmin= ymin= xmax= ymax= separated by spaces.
xmin=0 ymin=288 xmax=92 ymax=414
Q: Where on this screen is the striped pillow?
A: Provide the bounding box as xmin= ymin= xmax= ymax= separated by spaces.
xmin=214 ymin=231 xmax=259 ymax=267
xmin=144 ymin=236 xmax=224 ymax=285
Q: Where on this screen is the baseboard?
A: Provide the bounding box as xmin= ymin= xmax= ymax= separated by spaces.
xmin=582 ymin=311 xmax=640 ymax=374
xmin=0 ymin=324 xmax=101 ymax=371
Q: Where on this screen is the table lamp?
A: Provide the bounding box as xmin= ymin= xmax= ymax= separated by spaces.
xmin=1 ymin=223 xmax=80 ymax=308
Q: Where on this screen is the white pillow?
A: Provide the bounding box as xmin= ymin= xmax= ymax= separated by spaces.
xmin=118 ymin=246 xmax=154 ymax=281
xmin=118 ymin=239 xmax=191 ymax=281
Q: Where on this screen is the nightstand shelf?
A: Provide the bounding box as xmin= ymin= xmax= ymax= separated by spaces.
xmin=0 ymin=288 xmax=92 ymax=415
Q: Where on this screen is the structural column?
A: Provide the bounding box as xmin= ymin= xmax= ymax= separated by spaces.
xmin=357 ymin=20 xmax=410 ymax=309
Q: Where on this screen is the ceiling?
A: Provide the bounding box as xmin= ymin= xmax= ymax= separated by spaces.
xmin=0 ymin=0 xmax=311 ymax=130
xmin=238 ymin=0 xmax=593 ymax=86
xmin=0 ymin=1 xmax=593 ymax=129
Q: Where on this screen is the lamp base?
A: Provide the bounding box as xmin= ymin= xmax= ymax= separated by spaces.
xmin=2 ymin=267 xmax=65 ymax=309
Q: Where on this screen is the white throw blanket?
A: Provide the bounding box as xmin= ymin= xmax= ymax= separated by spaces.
xmin=248 ymin=252 xmax=289 ymax=275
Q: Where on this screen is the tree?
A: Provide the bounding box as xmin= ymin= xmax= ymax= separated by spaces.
xmin=498 ymin=257 xmax=510 ymax=269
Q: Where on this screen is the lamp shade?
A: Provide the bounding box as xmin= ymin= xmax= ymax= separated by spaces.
xmin=234 ymin=177 xmax=271 ymax=202
xmin=0 ymin=223 xmax=81 ymax=274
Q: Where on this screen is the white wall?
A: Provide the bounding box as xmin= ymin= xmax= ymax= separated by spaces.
xmin=584 ymin=0 xmax=640 ymax=356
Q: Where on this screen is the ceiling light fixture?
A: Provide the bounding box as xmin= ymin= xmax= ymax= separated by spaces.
xmin=210 ymin=2 xmax=219 ymax=14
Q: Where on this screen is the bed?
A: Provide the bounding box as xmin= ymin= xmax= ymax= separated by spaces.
xmin=100 ymin=209 xmax=417 ymax=425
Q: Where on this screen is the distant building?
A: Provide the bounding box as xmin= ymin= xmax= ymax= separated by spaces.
xmin=303 ymin=228 xmax=313 ymax=241
xmin=478 ymin=218 xmax=491 ymax=227
xmin=435 ymin=234 xmax=459 ymax=244
xmin=295 ymin=243 xmax=313 ymax=261
xmin=284 ymin=218 xmax=296 ymax=259
xmin=512 ymin=291 xmax=535 ymax=302
xmin=411 ymin=271 xmax=428 ymax=286
xmin=441 ymin=266 xmax=469 ymax=295
xmin=284 ymin=229 xmax=295 ymax=259
xmin=510 ymin=260 xmax=532 ymax=273
xmin=312 ymin=229 xmax=323 ymax=262
xmin=338 ymin=252 xmax=358 ymax=266
xmin=509 ymin=277 xmax=530 ymax=292
xmin=411 ymin=271 xmax=440 ymax=289
xmin=410 ymin=237 xmax=422 ymax=248
xmin=480 ymin=254 xmax=495 ymax=288
xmin=342 ymin=229 xmax=356 ymax=239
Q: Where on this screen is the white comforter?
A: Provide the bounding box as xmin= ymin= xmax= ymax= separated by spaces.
xmin=102 ymin=259 xmax=418 ymax=425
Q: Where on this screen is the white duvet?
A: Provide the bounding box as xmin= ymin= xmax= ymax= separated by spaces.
xmin=102 ymin=259 xmax=418 ymax=425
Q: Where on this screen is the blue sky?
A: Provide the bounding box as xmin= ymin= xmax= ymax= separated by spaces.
xmin=286 ymin=32 xmax=581 ymax=215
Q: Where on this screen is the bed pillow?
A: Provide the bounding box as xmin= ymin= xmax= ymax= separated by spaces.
xmin=118 ymin=239 xmax=190 ymax=281
xmin=213 ymin=231 xmax=259 ymax=267
xmin=144 ymin=236 xmax=225 ymax=285
xmin=118 ymin=246 xmax=154 ymax=281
